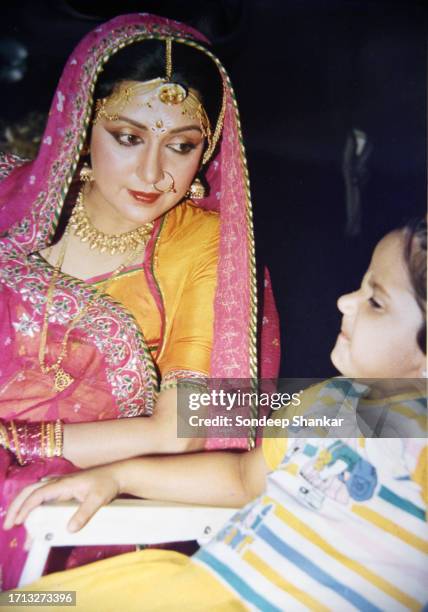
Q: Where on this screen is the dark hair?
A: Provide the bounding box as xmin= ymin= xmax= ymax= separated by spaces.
xmin=403 ymin=218 xmax=427 ymax=354
xmin=93 ymin=39 xmax=223 ymax=131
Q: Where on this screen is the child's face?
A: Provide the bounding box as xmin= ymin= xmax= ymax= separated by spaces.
xmin=331 ymin=231 xmax=426 ymax=378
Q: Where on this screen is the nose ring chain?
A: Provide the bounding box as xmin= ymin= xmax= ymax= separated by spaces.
xmin=152 ymin=170 xmax=176 ymax=193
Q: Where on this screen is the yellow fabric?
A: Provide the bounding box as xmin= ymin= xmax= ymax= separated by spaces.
xmin=16 ymin=550 xmax=246 ymax=612
xmin=262 ymin=381 xmax=327 ymax=471
xmin=100 ymin=201 xmax=220 ymax=380
xmin=262 ymin=434 xmax=287 ymax=473
xmin=103 ymin=268 xmax=161 ymax=355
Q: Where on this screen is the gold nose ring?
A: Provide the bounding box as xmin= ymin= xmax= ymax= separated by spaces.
xmin=152 ymin=170 xmax=176 ymax=193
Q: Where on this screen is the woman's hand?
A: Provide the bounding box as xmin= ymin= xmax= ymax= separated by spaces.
xmin=4 ymin=465 xmax=121 ymax=533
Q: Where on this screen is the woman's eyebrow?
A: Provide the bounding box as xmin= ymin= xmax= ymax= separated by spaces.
xmin=116 ymin=115 xmax=147 ymax=129
xmin=169 ymin=125 xmax=202 ymax=134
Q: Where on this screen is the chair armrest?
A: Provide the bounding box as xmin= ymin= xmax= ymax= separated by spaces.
xmin=24 ymin=499 xmax=236 ymax=547
xmin=19 ymin=499 xmax=236 ymax=586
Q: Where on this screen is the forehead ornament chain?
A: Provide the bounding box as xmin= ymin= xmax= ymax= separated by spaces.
xmin=93 ymin=38 xmax=225 ymax=164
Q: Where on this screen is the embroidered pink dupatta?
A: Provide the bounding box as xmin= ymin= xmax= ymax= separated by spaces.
xmin=0 ymin=14 xmax=280 ymax=588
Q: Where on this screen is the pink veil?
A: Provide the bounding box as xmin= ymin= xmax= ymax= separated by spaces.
xmin=0 ymin=13 xmax=280 ymax=442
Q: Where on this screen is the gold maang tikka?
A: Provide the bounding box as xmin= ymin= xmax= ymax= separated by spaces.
xmin=94 ymin=81 xmax=212 ymax=145
xmin=93 ymin=38 xmax=225 ymax=164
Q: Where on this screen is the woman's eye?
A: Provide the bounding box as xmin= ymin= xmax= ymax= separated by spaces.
xmin=167 ymin=142 xmax=197 ymax=155
xmin=113 ymin=133 xmax=142 ymax=146
xmin=368 ymin=296 xmax=383 ymax=310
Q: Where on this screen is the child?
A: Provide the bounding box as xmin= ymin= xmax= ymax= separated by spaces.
xmin=5 ymin=221 xmax=427 ymax=611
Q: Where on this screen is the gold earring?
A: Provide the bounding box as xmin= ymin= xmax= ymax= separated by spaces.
xmin=79 ymin=163 xmax=94 ymax=182
xmin=189 ymin=177 xmax=205 ymax=199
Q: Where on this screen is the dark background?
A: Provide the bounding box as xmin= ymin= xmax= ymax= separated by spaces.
xmin=0 ymin=0 xmax=426 ymax=378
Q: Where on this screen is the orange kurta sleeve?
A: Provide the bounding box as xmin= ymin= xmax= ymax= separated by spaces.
xmin=156 ymin=205 xmax=220 ymax=384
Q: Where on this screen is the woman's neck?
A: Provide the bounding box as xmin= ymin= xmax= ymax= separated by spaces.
xmin=83 ymin=185 xmax=143 ymax=234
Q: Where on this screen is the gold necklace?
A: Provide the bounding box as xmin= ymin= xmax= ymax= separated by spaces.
xmin=70 ymin=187 xmax=154 ymax=255
xmin=38 ymin=226 xmax=150 ymax=393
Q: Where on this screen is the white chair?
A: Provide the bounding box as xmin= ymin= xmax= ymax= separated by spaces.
xmin=19 ymin=499 xmax=235 ymax=587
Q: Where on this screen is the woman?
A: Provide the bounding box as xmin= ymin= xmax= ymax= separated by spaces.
xmin=0 ymin=14 xmax=279 ymax=588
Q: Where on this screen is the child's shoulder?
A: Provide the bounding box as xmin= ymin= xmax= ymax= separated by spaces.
xmin=262 ymin=379 xmax=339 ymax=471
xmin=262 ymin=378 xmax=371 ymax=472
xmin=275 ymin=377 xmax=359 ymax=420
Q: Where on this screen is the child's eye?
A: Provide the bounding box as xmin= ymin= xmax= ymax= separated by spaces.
xmin=368 ymin=296 xmax=383 ymax=310
xmin=167 ymin=142 xmax=197 ymax=155
xmin=113 ymin=133 xmax=143 ymax=147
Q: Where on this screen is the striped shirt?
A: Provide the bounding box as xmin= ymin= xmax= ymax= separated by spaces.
xmin=195 ymin=379 xmax=428 ymax=611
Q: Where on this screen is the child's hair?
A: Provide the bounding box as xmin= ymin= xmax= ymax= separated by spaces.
xmin=403 ymin=218 xmax=426 ymax=354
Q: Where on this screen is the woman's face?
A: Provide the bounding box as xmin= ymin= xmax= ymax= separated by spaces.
xmin=330 ymin=231 xmax=426 ymax=378
xmin=87 ymin=81 xmax=205 ymax=231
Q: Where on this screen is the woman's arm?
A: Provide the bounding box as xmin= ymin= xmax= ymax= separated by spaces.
xmin=5 ymin=446 xmax=268 ymax=532
xmin=63 ymin=387 xmax=204 ymax=468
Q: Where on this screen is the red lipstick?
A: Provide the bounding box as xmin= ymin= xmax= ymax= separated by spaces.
xmin=128 ymin=189 xmax=160 ymax=204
